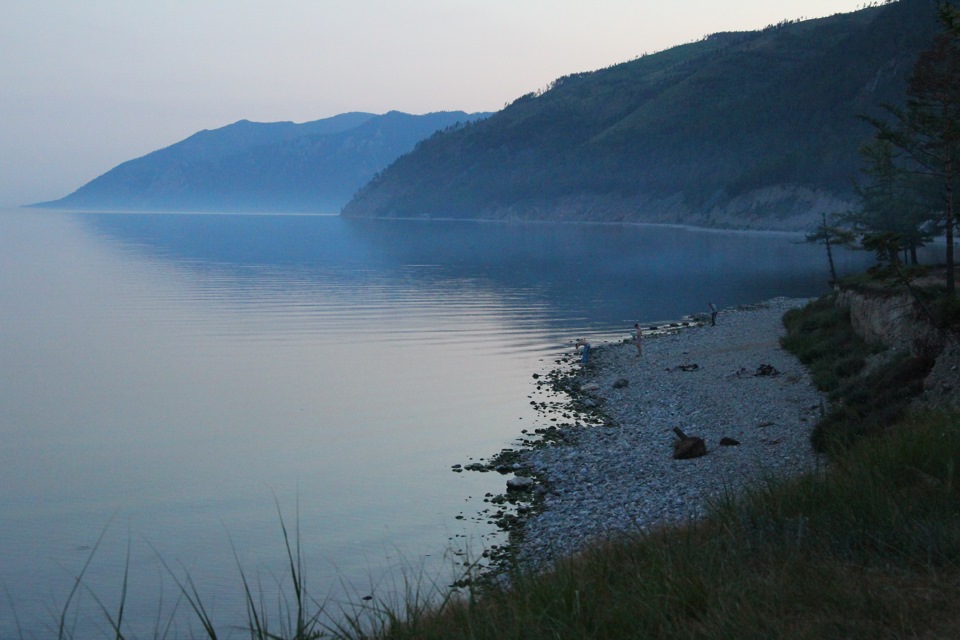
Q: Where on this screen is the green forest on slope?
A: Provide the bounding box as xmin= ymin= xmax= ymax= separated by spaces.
xmin=343 ymin=0 xmax=943 ymax=230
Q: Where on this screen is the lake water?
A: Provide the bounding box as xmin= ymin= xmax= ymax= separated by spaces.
xmin=0 ymin=209 xmax=870 ymax=638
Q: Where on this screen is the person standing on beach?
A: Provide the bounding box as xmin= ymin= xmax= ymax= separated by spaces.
xmin=709 ymin=302 xmax=718 ymax=326
xmin=633 ymin=323 xmax=643 ymax=356
xmin=575 ymin=338 xmax=591 ymax=364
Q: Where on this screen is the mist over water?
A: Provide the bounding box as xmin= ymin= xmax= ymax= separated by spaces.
xmin=0 ymin=209 xmax=869 ymax=637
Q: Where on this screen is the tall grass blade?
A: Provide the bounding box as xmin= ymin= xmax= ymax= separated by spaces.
xmin=58 ymin=515 xmax=115 ymax=640
xmin=225 ymin=530 xmax=266 ymax=639
xmin=147 ymin=541 xmax=219 ymax=639
xmin=3 ymin=583 xmax=25 ymax=640
xmin=80 ymin=534 xmax=132 ymax=640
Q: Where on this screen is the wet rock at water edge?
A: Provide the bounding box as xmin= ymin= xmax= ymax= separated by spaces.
xmin=506 ymin=476 xmax=535 ymax=492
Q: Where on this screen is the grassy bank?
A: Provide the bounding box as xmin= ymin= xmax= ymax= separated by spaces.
xmin=780 ymin=295 xmax=935 ymax=453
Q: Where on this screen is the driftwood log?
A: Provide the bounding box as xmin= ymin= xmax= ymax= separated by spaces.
xmin=672 ymin=427 xmax=707 ymax=460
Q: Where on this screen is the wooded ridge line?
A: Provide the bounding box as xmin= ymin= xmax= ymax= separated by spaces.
xmin=342 ymin=0 xmax=945 ymax=231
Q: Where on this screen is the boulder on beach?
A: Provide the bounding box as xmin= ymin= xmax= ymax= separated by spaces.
xmin=672 ymin=426 xmax=707 ymax=460
xmin=507 ymin=476 xmax=535 ymax=492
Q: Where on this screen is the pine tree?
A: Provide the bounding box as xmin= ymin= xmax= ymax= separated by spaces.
xmin=863 ymin=18 xmax=960 ymax=294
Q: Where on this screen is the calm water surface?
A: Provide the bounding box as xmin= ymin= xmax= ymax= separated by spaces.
xmin=0 ymin=209 xmax=869 ymax=637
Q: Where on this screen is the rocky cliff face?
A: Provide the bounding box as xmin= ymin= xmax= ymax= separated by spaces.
xmin=836 ymin=287 xmax=959 ymax=407
xmin=836 ymin=288 xmax=945 ymax=358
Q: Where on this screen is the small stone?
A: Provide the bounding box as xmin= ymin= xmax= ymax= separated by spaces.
xmin=612 ymin=378 xmax=629 ymax=389
xmin=719 ymin=437 xmax=740 ymax=446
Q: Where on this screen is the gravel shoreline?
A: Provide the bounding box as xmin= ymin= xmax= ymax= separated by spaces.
xmin=511 ymin=297 xmax=827 ymax=568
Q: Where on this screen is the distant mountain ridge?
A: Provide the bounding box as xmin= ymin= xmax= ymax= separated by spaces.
xmin=35 ymin=111 xmax=489 ymax=213
xmin=342 ymin=0 xmax=947 ymax=231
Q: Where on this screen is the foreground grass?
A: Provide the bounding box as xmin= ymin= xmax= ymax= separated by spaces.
xmin=374 ymin=410 xmax=960 ymax=639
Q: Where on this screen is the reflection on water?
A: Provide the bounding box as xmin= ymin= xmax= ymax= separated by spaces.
xmin=0 ymin=210 xmax=870 ymax=637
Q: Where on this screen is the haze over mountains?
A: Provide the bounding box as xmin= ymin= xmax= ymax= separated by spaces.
xmin=37 ymin=0 xmax=946 ymax=230
xmin=37 ymin=111 xmax=489 ymax=213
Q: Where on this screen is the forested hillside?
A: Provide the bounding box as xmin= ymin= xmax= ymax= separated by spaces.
xmin=36 ymin=111 xmax=488 ymax=213
xmin=343 ymin=0 xmax=943 ymax=230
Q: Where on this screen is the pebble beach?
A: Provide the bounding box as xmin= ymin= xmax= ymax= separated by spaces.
xmin=512 ymin=297 xmax=827 ymax=567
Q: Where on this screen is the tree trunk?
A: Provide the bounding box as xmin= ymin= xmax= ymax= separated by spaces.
xmin=946 ymin=141 xmax=955 ymax=296
xmin=826 ymin=236 xmax=837 ymax=284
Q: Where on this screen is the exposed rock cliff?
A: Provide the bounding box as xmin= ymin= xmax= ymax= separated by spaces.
xmin=836 ymin=288 xmax=946 ymax=358
xmin=836 ymin=286 xmax=960 ymax=407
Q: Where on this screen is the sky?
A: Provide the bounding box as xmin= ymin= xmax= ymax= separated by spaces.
xmin=1 ymin=1 xmax=876 ymax=207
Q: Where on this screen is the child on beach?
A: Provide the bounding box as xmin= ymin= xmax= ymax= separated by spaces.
xmin=633 ymin=323 xmax=643 ymax=356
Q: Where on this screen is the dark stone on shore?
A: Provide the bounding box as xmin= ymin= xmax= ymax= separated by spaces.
xmin=612 ymin=378 xmax=629 ymax=389
xmin=507 ymin=476 xmax=535 ymax=492
xmin=673 ymin=437 xmax=707 ymax=459
xmin=719 ymin=437 xmax=741 ymax=446
xmin=672 ymin=426 xmax=707 ymax=459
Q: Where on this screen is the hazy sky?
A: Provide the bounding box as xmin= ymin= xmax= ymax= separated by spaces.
xmin=2 ymin=1 xmax=873 ymax=207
